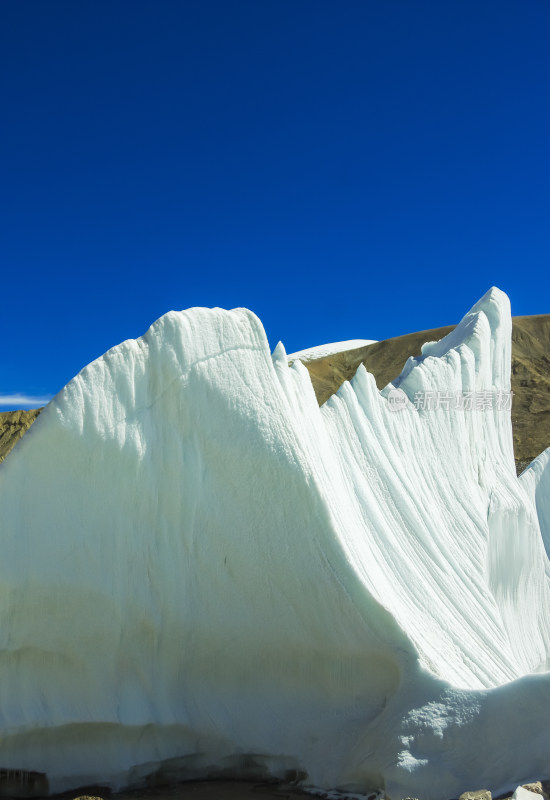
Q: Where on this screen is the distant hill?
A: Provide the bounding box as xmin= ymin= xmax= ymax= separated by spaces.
xmin=0 ymin=409 xmax=41 ymax=464
xmin=1 ymin=315 xmax=549 ymax=472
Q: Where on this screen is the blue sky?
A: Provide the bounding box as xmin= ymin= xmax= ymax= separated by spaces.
xmin=2 ymin=1 xmax=549 ymax=409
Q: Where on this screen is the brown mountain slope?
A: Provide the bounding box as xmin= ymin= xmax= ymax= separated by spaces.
xmin=296 ymin=315 xmax=550 ymax=473
xmin=0 ymin=409 xmax=41 ymax=464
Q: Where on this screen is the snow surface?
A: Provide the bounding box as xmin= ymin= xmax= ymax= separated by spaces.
xmin=0 ymin=289 xmax=550 ymax=799
xmin=287 ymin=339 xmax=377 ymax=362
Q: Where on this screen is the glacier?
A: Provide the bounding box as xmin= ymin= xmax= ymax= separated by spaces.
xmin=287 ymin=339 xmax=378 ymax=362
xmin=0 ymin=287 xmax=550 ymax=799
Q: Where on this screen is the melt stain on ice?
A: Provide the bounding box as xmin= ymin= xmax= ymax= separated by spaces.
xmin=0 ymin=291 xmax=549 ymax=800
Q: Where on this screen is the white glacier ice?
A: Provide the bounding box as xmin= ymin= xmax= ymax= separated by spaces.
xmin=287 ymin=339 xmax=377 ymax=363
xmin=520 ymin=449 xmax=550 ymax=562
xmin=0 ymin=288 xmax=549 ymax=800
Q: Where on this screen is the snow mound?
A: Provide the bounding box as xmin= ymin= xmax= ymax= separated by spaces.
xmin=287 ymin=339 xmax=377 ymax=362
xmin=0 ymin=289 xmax=549 ymax=800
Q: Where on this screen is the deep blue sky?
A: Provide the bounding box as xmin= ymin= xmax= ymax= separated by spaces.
xmin=2 ymin=1 xmax=549 ymax=408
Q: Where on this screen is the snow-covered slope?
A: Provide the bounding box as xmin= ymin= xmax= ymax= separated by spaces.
xmin=287 ymin=339 xmax=377 ymax=362
xmin=0 ymin=288 xmax=549 ymax=800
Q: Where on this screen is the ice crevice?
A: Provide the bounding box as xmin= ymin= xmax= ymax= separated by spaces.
xmin=0 ymin=289 xmax=549 ymax=800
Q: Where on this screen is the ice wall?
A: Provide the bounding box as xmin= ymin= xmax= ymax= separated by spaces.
xmin=520 ymin=448 xmax=550 ymax=560
xmin=0 ymin=288 xmax=549 ymax=800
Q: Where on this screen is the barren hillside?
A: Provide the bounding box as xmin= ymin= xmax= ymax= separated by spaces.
xmin=0 ymin=409 xmax=41 ymax=464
